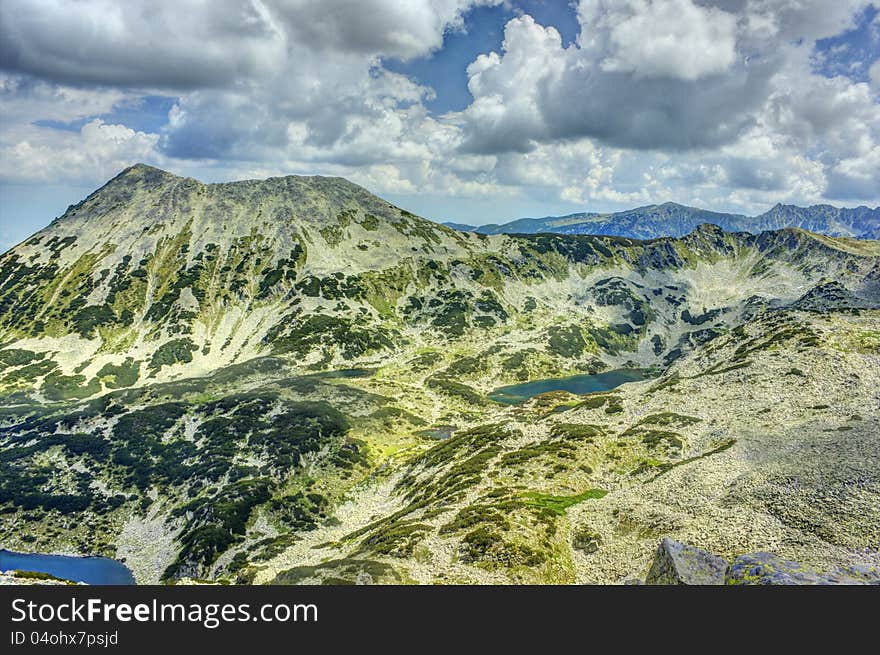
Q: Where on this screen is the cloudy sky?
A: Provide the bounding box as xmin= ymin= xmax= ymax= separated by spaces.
xmin=1 ymin=0 xmax=879 ymax=249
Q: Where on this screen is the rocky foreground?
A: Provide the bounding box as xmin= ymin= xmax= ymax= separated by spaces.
xmin=646 ymin=538 xmax=880 ymax=585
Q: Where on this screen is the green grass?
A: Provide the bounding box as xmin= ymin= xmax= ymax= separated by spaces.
xmin=10 ymin=569 xmax=75 ymax=583
xmin=520 ymin=489 xmax=607 ymax=515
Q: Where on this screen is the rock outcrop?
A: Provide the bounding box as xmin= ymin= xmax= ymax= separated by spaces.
xmin=645 ymin=538 xmax=727 ymax=585
xmin=646 ymin=539 xmax=880 ymax=585
xmin=726 ymin=553 xmax=880 ymax=585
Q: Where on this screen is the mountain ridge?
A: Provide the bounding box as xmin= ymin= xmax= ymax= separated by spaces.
xmin=445 ymin=200 xmax=880 ymax=240
xmin=2 ymin=165 xmax=878 ymax=403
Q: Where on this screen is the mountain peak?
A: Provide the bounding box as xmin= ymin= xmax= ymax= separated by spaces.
xmin=120 ymin=162 xmax=170 ymax=175
xmin=108 ymin=162 xmax=178 ymax=188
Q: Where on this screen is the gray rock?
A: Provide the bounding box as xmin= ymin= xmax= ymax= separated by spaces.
xmin=835 ymin=564 xmax=880 ymax=585
xmin=725 ymin=553 xmax=879 ymax=585
xmin=646 ymin=537 xmax=727 ymax=585
xmin=572 ymin=528 xmax=602 ymax=554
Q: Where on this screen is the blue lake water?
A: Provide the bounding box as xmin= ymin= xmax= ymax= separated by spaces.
xmin=488 ymin=368 xmax=650 ymax=404
xmin=0 ymin=549 xmax=135 ymax=585
xmin=415 ymin=425 xmax=457 ymax=440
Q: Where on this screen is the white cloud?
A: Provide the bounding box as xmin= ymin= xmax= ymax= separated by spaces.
xmin=0 ymin=119 xmax=159 ymax=184
xmin=0 ymin=1 xmax=500 ymax=87
xmin=870 ymin=59 xmax=880 ymax=88
xmin=0 ymin=0 xmax=287 ymax=88
xmin=827 ymin=145 xmax=880 ymax=199
xmin=0 ymin=74 xmax=129 ymax=124
xmin=455 ymin=8 xmax=782 ymax=153
xmin=459 ymin=15 xmax=567 ymax=153
xmin=578 ymin=0 xmax=739 ymax=80
xmin=274 ymin=0 xmax=501 ymax=60
xmin=0 ymin=0 xmax=878 ymax=223
xmin=450 ymin=1 xmax=880 ymax=209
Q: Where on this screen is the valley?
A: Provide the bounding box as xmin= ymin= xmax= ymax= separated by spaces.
xmin=0 ymin=165 xmax=878 ymax=584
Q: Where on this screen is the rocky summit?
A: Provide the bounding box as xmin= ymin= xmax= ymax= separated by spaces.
xmin=1 ymin=165 xmax=878 ymax=584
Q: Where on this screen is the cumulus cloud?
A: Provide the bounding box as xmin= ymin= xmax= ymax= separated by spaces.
xmin=0 ymin=74 xmax=128 ymax=124
xmin=0 ymin=119 xmax=160 ymax=184
xmin=0 ymin=0 xmax=878 ymax=221
xmin=0 ymin=0 xmax=498 ymax=88
xmin=457 ymin=1 xmax=880 ymax=154
xmin=450 ymin=1 xmax=880 ymax=208
xmin=578 ymin=0 xmax=739 ymax=80
xmin=273 ymin=0 xmax=500 ymax=60
xmin=0 ymin=1 xmax=496 ymax=173
xmin=0 ymin=0 xmax=287 ymax=88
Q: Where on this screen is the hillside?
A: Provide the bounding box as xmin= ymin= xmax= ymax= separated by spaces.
xmin=447 ymin=202 xmax=880 ymax=240
xmin=0 ymin=165 xmax=878 ymax=584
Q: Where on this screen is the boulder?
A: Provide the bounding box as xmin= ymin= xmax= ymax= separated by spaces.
xmin=725 ymin=553 xmax=880 ymax=585
xmin=645 ymin=537 xmax=727 ymax=585
xmin=835 ymin=563 xmax=880 ymax=585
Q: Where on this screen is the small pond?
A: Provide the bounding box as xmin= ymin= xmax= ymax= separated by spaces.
xmin=488 ymin=368 xmax=650 ymax=405
xmin=415 ymin=425 xmax=457 ymax=440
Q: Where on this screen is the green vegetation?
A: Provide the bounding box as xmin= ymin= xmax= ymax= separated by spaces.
xmin=96 ymin=358 xmax=140 ymax=388
xmin=499 ymin=440 xmax=577 ymax=467
xmin=549 ymin=423 xmax=605 ymax=440
xmin=572 ymin=528 xmax=602 ymax=553
xmin=265 ymin=313 xmax=397 ymax=359
xmin=10 ymin=570 xmax=74 ymax=583
xmin=547 ymin=324 xmax=588 ymax=358
xmin=42 ymin=372 xmax=101 ymax=401
xmin=632 ymin=412 xmax=701 ymax=428
xmin=1 ymin=170 xmax=875 ymax=586
xmin=637 ymin=439 xmax=738 ymax=481
xmin=272 ymin=558 xmax=402 ymax=585
xmin=149 ymin=338 xmax=197 ymax=372
xmin=638 ymin=430 xmax=684 ymax=450
xmin=501 ymin=348 xmax=538 ymax=381
xmin=359 ymin=518 xmax=432 ymax=558
xmin=443 ymin=355 xmax=487 ymax=377
xmin=0 ymin=349 xmax=40 ymax=368
xmin=425 ymin=375 xmax=485 ymax=405
xmin=164 ymin=477 xmax=273 ymax=579
xmin=429 ymin=290 xmax=472 ymax=337
xmin=405 ymin=350 xmax=442 ymax=371
xmin=520 ymin=489 xmax=607 ymax=515
xmin=572 ymin=394 xmax=613 ymax=410
xmin=71 ymin=304 xmax=117 ymax=338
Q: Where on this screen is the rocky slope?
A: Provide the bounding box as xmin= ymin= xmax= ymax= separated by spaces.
xmin=447 ymin=202 xmax=880 ymax=240
xmin=0 ymin=164 xmax=878 ymax=584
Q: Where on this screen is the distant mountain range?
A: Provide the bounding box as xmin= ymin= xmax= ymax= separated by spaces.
xmin=443 ymin=202 xmax=880 ymax=240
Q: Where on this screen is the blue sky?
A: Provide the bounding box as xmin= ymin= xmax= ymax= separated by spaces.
xmin=385 ymin=1 xmax=580 ymax=114
xmin=1 ymin=0 xmax=879 ymax=251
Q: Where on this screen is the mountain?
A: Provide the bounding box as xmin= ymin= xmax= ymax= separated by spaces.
xmin=445 ymin=212 xmax=603 ymax=235
xmin=751 ymin=203 xmax=880 ymax=237
xmin=1 ymin=164 xmax=878 ymax=585
xmin=446 ymin=201 xmax=880 ymax=239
